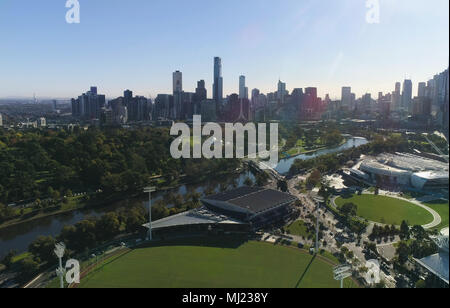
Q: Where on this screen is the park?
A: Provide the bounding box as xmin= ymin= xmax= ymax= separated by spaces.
xmin=334 ymin=194 xmax=443 ymax=227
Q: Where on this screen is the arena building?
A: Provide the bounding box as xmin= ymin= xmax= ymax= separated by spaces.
xmin=351 ymin=153 xmax=448 ymax=192
xmin=144 ymin=187 xmax=298 ymax=236
xmin=202 ymin=186 xmax=297 ymax=230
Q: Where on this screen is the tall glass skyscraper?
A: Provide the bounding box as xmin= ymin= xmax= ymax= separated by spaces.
xmin=239 ymin=75 xmax=247 ymax=99
xmin=402 ymin=79 xmax=413 ymax=111
xmin=213 ymin=57 xmax=223 ymax=105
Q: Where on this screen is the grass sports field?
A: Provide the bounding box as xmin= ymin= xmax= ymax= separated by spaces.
xmin=78 ymin=238 xmax=357 ymax=288
xmin=335 ymin=194 xmax=433 ymax=226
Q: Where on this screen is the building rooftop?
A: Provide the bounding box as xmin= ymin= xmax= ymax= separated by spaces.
xmin=143 ymin=206 xmax=243 ymax=231
xmin=204 ymin=187 xmax=297 ymax=214
xmin=416 ymin=253 xmax=449 ymax=285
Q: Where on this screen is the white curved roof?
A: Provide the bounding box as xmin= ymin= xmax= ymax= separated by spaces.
xmin=360 ymin=160 xmax=410 ymax=177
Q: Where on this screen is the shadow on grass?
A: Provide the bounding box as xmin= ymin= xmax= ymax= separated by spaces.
xmin=137 ymin=235 xmax=249 ymax=250
xmin=294 ymin=254 xmax=316 ymax=288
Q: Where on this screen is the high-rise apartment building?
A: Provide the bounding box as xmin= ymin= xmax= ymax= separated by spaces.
xmin=277 ymin=80 xmax=286 ymax=104
xmin=173 ymin=70 xmax=183 ymax=119
xmin=418 ymin=82 xmax=427 ymax=98
xmin=402 ymin=79 xmax=413 ymax=111
xmin=71 ymin=87 xmax=106 ymax=119
xmin=341 ymin=87 xmax=352 ymax=110
xmin=239 ymin=75 xmax=247 ymax=99
xmin=213 ymin=57 xmax=223 ymax=106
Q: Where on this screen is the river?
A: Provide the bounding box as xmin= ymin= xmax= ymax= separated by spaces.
xmin=274 ymin=137 xmax=368 ymax=174
xmin=0 ymin=136 xmax=368 ymax=258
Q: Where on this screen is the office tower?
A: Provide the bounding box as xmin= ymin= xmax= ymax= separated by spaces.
xmin=173 ymin=70 xmax=183 ymax=119
xmin=412 ymin=97 xmax=431 ymax=118
xmin=402 ymin=79 xmax=413 ymax=111
xmin=71 ymin=87 xmax=105 ymax=120
xmin=378 ymin=92 xmax=383 ymax=101
xmin=109 ymin=97 xmax=128 ymax=124
xmin=291 ymin=88 xmax=304 ymax=112
xmin=391 ymin=82 xmax=402 ymax=112
xmin=341 ymin=87 xmax=352 ymax=110
xmin=239 ymin=75 xmax=248 ymax=99
xmin=418 ymin=82 xmax=426 ymax=98
xmin=193 ymin=80 xmax=207 ymax=115
xmin=173 ymin=71 xmax=183 ymax=93
xmin=277 ymin=80 xmax=286 ymax=104
xmin=0 ymin=113 xmax=3 ymax=127
xmin=155 ymin=94 xmax=172 ymax=119
xmin=182 ymin=92 xmax=194 ymax=120
xmin=195 ymin=80 xmax=207 ymax=101
xmin=213 ymin=57 xmax=223 ymax=106
xmin=251 ymin=88 xmax=260 ymax=100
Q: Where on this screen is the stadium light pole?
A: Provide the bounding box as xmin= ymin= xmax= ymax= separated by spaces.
xmin=144 ymin=186 xmax=156 ymax=241
xmin=313 ymin=196 xmax=324 ymax=255
xmin=54 ymin=242 xmax=66 ymax=289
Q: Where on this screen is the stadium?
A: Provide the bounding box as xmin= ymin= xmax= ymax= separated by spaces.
xmin=349 ymin=153 xmax=449 ymax=192
xmin=144 ymin=187 xmax=298 ymax=237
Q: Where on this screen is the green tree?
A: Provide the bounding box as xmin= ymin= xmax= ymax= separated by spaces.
xmin=396 ymin=241 xmax=410 ymax=264
xmin=339 ymin=203 xmax=358 ymax=218
xmin=28 ymin=236 xmax=56 ymax=265
xmin=400 ymin=220 xmax=410 ymax=240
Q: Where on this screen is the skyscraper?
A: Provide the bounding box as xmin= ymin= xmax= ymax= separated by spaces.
xmin=193 ymin=80 xmax=207 ymax=117
xmin=239 ymin=75 xmax=247 ymax=99
xmin=341 ymin=87 xmax=352 ymax=110
xmin=392 ymin=82 xmax=402 ymax=112
xmin=213 ymin=57 xmax=223 ymax=106
xmin=173 ymin=70 xmax=183 ymax=119
xmin=277 ymin=80 xmax=286 ymax=104
xmin=418 ymin=82 xmax=426 ymax=98
xmin=402 ymin=79 xmax=413 ymax=111
xmin=173 ymin=71 xmax=183 ymax=93
xmin=0 ymin=113 xmax=3 ymax=127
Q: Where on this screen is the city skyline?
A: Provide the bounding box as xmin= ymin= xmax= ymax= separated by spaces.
xmin=0 ymin=0 xmax=449 ymax=99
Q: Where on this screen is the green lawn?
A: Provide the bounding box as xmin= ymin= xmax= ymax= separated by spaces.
xmin=78 ymin=239 xmax=356 ymax=288
xmin=424 ymin=200 xmax=449 ymax=231
xmin=285 ymin=220 xmax=313 ymax=239
xmin=335 ymin=194 xmax=434 ymax=226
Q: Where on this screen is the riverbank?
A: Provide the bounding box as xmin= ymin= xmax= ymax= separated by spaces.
xmin=279 ymin=136 xmax=348 ymax=160
xmin=0 ymin=168 xmax=245 ymax=231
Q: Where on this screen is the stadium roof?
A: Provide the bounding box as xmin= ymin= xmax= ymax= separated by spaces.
xmin=143 ymin=207 xmax=243 ymax=230
xmin=203 ymin=186 xmax=297 ymax=214
xmin=415 ymin=253 xmax=449 ymax=285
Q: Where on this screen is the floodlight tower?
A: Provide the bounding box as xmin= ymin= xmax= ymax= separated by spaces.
xmin=313 ymin=196 xmax=324 ymax=254
xmin=144 ymin=186 xmax=156 ymax=241
xmin=333 ymin=264 xmax=352 ymax=289
xmin=54 ymin=242 xmax=66 ymax=289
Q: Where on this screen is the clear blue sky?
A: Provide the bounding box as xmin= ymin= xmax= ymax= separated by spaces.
xmin=0 ymin=0 xmax=448 ymax=99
